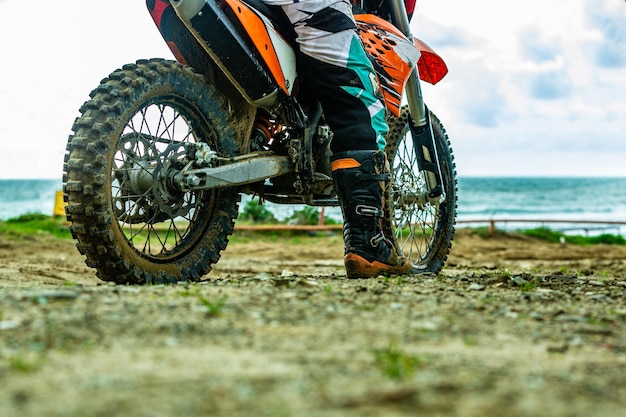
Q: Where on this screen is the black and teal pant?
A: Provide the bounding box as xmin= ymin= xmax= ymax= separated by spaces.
xmin=265 ymin=0 xmax=388 ymax=153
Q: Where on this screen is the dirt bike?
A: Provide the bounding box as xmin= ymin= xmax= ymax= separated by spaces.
xmin=63 ymin=0 xmax=457 ymax=284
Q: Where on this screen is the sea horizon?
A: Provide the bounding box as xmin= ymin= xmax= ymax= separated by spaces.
xmin=3 ymin=175 xmax=626 ymax=180
xmin=1 ymin=177 xmax=625 ymax=235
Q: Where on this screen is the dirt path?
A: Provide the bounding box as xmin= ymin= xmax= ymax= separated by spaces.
xmin=0 ymin=229 xmax=625 ymax=417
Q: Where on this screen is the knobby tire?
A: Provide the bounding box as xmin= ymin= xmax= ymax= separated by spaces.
xmin=63 ymin=59 xmax=240 ymax=284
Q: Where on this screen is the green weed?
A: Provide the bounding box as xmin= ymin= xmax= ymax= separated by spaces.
xmin=7 ymin=352 xmax=46 ymax=373
xmin=609 ymin=309 xmax=626 ymax=318
xmin=480 ymin=295 xmax=497 ymax=304
xmin=464 ymin=336 xmax=478 ymax=346
xmin=520 ymin=281 xmax=538 ymax=292
xmin=197 ymin=294 xmax=227 ymax=317
xmin=373 ymin=342 xmax=422 ymax=380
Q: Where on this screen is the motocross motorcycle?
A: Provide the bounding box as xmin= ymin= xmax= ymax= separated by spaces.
xmin=63 ymin=0 xmax=457 ymax=284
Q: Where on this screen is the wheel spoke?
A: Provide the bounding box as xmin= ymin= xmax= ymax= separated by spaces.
xmin=391 ymin=131 xmax=437 ymax=261
xmin=383 ymin=106 xmax=456 ymax=273
xmin=108 ymin=101 xmax=205 ymax=257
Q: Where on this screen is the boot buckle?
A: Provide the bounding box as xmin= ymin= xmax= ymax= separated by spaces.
xmin=369 ymin=232 xmax=385 ymax=247
xmin=355 ymin=205 xmax=383 ymax=217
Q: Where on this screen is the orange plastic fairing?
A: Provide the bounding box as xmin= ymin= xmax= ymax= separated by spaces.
xmin=355 ymin=14 xmax=448 ymax=116
xmin=356 ymin=14 xmax=415 ymax=116
xmin=223 ymin=0 xmax=290 ymax=94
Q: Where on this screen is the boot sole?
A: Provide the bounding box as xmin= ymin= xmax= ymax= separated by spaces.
xmin=344 ymin=253 xmax=414 ymax=279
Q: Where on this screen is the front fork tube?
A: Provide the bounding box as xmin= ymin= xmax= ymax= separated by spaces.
xmin=407 ymin=76 xmax=443 ymax=199
xmin=388 ymin=0 xmax=445 ymax=200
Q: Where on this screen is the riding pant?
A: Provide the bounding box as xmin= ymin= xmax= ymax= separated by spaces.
xmin=261 ymin=0 xmax=388 ymax=152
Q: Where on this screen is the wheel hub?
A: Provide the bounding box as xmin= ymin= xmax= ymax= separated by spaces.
xmin=115 ymin=134 xmax=202 ymax=223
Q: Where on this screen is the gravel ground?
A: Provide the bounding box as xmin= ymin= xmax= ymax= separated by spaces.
xmin=0 ymin=229 xmax=625 ymax=417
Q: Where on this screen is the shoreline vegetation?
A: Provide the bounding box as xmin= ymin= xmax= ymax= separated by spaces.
xmin=1 ymin=202 xmax=624 ymax=247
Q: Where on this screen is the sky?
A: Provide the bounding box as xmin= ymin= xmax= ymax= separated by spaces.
xmin=0 ymin=0 xmax=624 ymax=179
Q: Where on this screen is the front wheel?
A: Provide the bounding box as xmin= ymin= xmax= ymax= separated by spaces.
xmin=383 ymin=106 xmax=457 ymax=274
xmin=63 ymin=59 xmax=242 ymax=284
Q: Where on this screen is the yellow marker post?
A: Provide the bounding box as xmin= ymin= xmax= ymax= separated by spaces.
xmin=53 ymin=190 xmax=66 ymax=217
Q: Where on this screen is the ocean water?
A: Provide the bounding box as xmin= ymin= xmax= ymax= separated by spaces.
xmin=456 ymin=177 xmax=626 ymax=235
xmin=0 ymin=179 xmax=62 ymax=220
xmin=2 ymin=177 xmax=625 ymax=235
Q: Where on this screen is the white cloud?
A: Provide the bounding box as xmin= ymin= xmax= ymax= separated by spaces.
xmin=585 ymin=1 xmax=626 ymax=69
xmin=0 ymin=0 xmax=172 ymax=179
xmin=413 ymin=0 xmax=626 ymax=176
xmin=519 ymin=28 xmax=561 ymax=64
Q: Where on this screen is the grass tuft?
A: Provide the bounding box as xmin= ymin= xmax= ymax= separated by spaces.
xmin=373 ymin=342 xmax=422 ymax=380
xmin=197 ymin=293 xmax=227 ymax=317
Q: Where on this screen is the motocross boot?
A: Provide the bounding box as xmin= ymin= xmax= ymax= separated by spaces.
xmin=331 ymin=150 xmax=414 ymax=279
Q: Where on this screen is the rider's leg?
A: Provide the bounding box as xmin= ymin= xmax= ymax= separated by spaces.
xmin=274 ymin=0 xmax=388 ymax=152
xmin=271 ymin=0 xmax=413 ymax=277
xmin=330 ymin=149 xmax=413 ymax=278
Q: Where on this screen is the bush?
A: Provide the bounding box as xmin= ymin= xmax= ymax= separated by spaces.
xmin=287 ymin=206 xmax=320 ymax=225
xmin=521 ymin=227 xmax=564 ymax=243
xmin=1 ymin=214 xmax=71 ymax=239
xmin=287 ymin=206 xmax=342 ymax=226
xmin=5 ymin=213 xmax=50 ymax=223
xmin=237 ymin=200 xmax=277 ymax=224
xmin=588 ymin=234 xmax=626 ymax=245
xmin=521 ymin=227 xmax=625 ymax=246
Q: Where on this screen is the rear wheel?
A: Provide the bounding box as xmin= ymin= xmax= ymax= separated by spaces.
xmin=63 ymin=59 xmax=241 ymax=284
xmin=383 ymin=106 xmax=457 ymax=274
